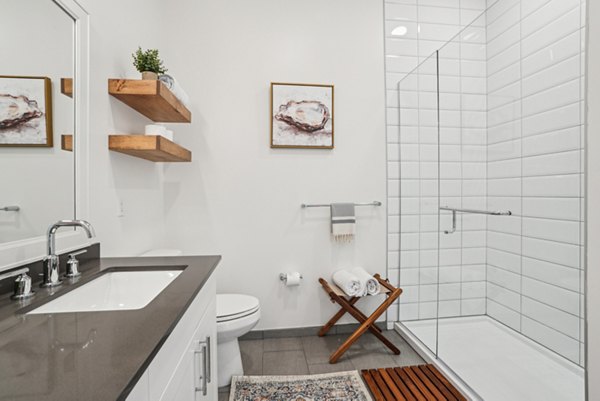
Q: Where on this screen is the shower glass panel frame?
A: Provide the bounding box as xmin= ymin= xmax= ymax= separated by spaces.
xmin=397 ymin=50 xmax=441 ymax=356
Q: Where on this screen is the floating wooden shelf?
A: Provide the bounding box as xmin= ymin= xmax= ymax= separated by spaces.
xmin=108 ymin=79 xmax=191 ymax=123
xmin=61 ymin=134 xmax=73 ymax=151
xmin=108 ymin=135 xmax=191 ymax=162
xmin=61 ymin=78 xmax=73 ymax=98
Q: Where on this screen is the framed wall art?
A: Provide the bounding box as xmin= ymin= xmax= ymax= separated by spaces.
xmin=0 ymin=76 xmax=53 ymax=147
xmin=270 ymin=82 xmax=334 ymax=149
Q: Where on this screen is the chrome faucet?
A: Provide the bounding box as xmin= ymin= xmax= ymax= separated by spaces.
xmin=42 ymin=220 xmax=95 ymax=288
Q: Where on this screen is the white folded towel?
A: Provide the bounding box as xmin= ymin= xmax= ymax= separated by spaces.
xmin=332 ymin=270 xmax=362 ymax=297
xmin=159 ymin=74 xmax=191 ymax=108
xmin=350 ymin=267 xmax=380 ymax=296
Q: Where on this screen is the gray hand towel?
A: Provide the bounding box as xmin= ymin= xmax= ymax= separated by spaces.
xmin=331 ymin=203 xmax=356 ymax=242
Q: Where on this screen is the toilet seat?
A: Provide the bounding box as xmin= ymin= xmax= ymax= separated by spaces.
xmin=217 ymin=294 xmax=260 ymax=323
xmin=216 ymin=293 xmax=261 ymax=387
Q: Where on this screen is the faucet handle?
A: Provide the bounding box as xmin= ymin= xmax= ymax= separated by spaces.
xmin=65 ymin=250 xmax=86 ymax=278
xmin=12 ymin=272 xmax=35 ymax=300
xmin=0 ymin=267 xmax=35 ymax=300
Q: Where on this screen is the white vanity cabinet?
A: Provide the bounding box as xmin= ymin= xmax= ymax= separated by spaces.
xmin=159 ymin=298 xmax=217 ymax=400
xmin=127 ymin=275 xmax=217 ymax=401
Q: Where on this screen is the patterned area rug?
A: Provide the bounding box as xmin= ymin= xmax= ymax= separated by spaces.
xmin=229 ymin=371 xmax=373 ymax=401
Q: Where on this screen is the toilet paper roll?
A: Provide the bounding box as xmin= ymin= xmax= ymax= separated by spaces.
xmin=285 ymin=272 xmax=301 ymax=286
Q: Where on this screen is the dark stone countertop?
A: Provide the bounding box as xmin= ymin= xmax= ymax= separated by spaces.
xmin=0 ymin=255 xmax=221 ymax=401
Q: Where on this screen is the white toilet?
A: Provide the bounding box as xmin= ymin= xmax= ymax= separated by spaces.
xmin=216 ymin=293 xmax=260 ymax=387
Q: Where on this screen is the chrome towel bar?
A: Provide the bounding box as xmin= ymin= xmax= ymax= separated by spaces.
xmin=301 ymin=201 xmax=382 ymax=208
xmin=0 ymin=206 xmax=20 ymax=212
xmin=440 ymin=206 xmax=512 ymax=234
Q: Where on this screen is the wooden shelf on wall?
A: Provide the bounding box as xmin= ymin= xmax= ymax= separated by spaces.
xmin=61 ymin=78 xmax=73 ymax=98
xmin=108 ymin=135 xmax=191 ymax=162
xmin=108 ymin=79 xmax=191 ymax=123
xmin=61 ymin=134 xmax=73 ymax=151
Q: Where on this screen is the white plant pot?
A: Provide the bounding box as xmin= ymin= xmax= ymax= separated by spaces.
xmin=141 ymin=71 xmax=158 ymax=80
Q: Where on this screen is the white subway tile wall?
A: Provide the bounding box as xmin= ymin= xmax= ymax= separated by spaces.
xmin=484 ymin=0 xmax=585 ymax=366
xmin=386 ymin=0 xmax=585 ymax=366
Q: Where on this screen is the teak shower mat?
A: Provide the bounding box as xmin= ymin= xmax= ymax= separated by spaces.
xmin=362 ymin=364 xmax=467 ymax=401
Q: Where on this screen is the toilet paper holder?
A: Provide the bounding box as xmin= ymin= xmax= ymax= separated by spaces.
xmin=279 ymin=273 xmax=303 ymax=282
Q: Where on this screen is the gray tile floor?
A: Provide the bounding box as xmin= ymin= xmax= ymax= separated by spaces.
xmin=218 ymin=330 xmax=425 ymax=400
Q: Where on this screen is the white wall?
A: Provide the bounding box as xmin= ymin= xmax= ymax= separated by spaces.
xmin=159 ymin=0 xmax=387 ymax=330
xmin=75 ymin=0 xmax=170 ymax=256
xmin=1 ymin=0 xmax=387 ymax=331
xmin=585 ymin=0 xmax=599 ymax=397
xmin=484 ymin=0 xmax=585 ymax=366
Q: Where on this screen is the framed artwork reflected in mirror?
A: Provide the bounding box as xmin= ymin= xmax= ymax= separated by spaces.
xmin=0 ymin=75 xmax=53 ymax=147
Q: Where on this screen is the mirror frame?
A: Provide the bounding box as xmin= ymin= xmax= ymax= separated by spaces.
xmin=0 ymin=0 xmax=90 ymax=272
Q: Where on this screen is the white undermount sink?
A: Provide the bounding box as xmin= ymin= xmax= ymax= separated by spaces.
xmin=28 ymin=270 xmax=182 ymax=314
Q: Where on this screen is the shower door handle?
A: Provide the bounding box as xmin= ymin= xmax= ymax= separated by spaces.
xmin=439 ymin=206 xmax=512 ymax=216
xmin=440 ymin=206 xmax=512 ymax=234
xmin=444 ymin=209 xmax=457 ymax=234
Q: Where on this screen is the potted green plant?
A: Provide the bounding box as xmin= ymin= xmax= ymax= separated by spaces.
xmin=132 ymin=47 xmax=168 ymax=80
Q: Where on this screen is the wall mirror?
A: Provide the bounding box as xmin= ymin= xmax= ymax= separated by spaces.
xmin=0 ymin=0 xmax=89 ymax=270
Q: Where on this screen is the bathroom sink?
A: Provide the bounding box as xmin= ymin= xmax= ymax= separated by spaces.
xmin=28 ymin=270 xmax=182 ymax=314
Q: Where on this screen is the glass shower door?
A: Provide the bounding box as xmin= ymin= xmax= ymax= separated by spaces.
xmin=397 ymin=52 xmax=440 ymax=354
xmin=432 ymin=3 xmax=586 ymax=400
xmin=395 ymin=1 xmax=586 ymax=399
xmin=435 ymin=13 xmax=491 ymax=386
xmin=436 ymin=20 xmax=489 ymax=327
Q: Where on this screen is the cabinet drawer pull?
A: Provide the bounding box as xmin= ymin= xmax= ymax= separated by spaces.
xmin=194 ymin=344 xmax=207 ymax=396
xmin=195 ymin=338 xmax=210 ymax=396
xmin=206 ymin=336 xmax=211 ymax=384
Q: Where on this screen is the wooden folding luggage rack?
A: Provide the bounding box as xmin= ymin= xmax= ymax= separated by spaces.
xmin=318 ymin=274 xmax=403 ymax=363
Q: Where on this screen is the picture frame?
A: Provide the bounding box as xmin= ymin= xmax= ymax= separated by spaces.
xmin=0 ymin=75 xmax=53 ymax=147
xmin=270 ymin=82 xmax=334 ymax=149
